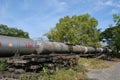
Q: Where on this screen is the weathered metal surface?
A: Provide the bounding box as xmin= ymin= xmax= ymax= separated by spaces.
xmin=0 ymin=35 xmax=112 ymax=56
xmin=36 ymin=41 xmax=69 ymax=54
xmin=36 ymin=41 xmax=112 ymax=54
xmin=0 ymin=35 xmax=36 ymax=56
xmin=0 ymin=35 xmax=112 ymax=73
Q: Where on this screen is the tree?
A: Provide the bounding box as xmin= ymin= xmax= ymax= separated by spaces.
xmin=0 ymin=24 xmax=29 ymax=38
xmin=113 ymin=14 xmax=120 ymax=53
xmin=45 ymin=14 xmax=100 ymax=47
xmin=100 ymin=26 xmax=120 ymax=39
xmin=100 ymin=14 xmax=120 ymax=53
xmin=113 ymin=14 xmax=120 ymax=26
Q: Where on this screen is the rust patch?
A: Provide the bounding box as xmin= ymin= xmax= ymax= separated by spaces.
xmin=0 ymin=42 xmax=2 ymax=47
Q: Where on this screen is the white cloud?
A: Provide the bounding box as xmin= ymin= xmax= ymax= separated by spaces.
xmin=104 ymin=0 xmax=113 ymax=6
xmin=45 ymin=0 xmax=68 ymax=12
xmin=111 ymin=9 xmax=119 ymax=14
xmin=91 ymin=0 xmax=120 ymax=15
xmin=98 ymin=0 xmax=120 ymax=8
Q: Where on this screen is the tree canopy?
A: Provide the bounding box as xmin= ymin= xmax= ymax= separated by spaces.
xmin=45 ymin=14 xmax=100 ymax=47
xmin=100 ymin=14 xmax=120 ymax=53
xmin=0 ymin=24 xmax=29 ymax=38
xmin=113 ymin=14 xmax=120 ymax=26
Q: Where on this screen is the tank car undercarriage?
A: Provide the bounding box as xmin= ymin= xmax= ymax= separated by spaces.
xmin=6 ymin=53 xmax=79 ymax=73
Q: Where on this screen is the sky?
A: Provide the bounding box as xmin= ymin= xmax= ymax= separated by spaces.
xmin=0 ymin=0 xmax=120 ymax=39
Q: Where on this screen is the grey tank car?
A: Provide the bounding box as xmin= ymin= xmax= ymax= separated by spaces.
xmin=0 ymin=35 xmax=112 ymax=73
xmin=0 ymin=35 xmax=36 ymax=56
xmin=36 ymin=40 xmax=112 ymax=54
xmin=0 ymin=35 xmax=111 ymax=56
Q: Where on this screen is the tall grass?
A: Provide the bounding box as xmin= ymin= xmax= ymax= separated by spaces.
xmin=0 ymin=59 xmax=8 ymax=72
xmin=78 ymin=58 xmax=111 ymax=69
xmin=20 ymin=73 xmax=39 ymax=80
xmin=38 ymin=61 xmax=87 ymax=80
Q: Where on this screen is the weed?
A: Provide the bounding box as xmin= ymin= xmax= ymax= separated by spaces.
xmin=78 ymin=58 xmax=111 ymax=69
xmin=0 ymin=59 xmax=8 ymax=72
xmin=38 ymin=62 xmax=87 ymax=80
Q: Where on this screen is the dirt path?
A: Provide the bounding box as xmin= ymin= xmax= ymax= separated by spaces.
xmin=87 ymin=62 xmax=120 ymax=80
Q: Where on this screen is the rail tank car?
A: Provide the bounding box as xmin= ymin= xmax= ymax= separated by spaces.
xmin=36 ymin=40 xmax=112 ymax=54
xmin=0 ymin=35 xmax=36 ymax=57
xmin=0 ymin=35 xmax=112 ymax=56
xmin=36 ymin=41 xmax=90 ymax=54
xmin=0 ymin=35 xmax=112 ymax=73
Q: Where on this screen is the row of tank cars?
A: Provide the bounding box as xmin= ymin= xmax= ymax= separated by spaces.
xmin=0 ymin=35 xmax=112 ymax=73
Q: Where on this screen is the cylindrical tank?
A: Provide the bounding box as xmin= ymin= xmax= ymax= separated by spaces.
xmin=36 ymin=41 xmax=106 ymax=54
xmin=73 ymin=45 xmax=111 ymax=54
xmin=36 ymin=41 xmax=69 ymax=54
xmin=0 ymin=35 xmax=111 ymax=57
xmin=0 ymin=35 xmax=36 ymax=57
xmin=72 ymin=45 xmax=88 ymax=53
xmin=36 ymin=40 xmax=112 ymax=54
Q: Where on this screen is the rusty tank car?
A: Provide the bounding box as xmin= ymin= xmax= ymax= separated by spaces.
xmin=0 ymin=35 xmax=112 ymax=73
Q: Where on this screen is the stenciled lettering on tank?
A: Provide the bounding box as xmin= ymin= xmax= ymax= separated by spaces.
xmin=26 ymin=43 xmax=33 ymax=48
